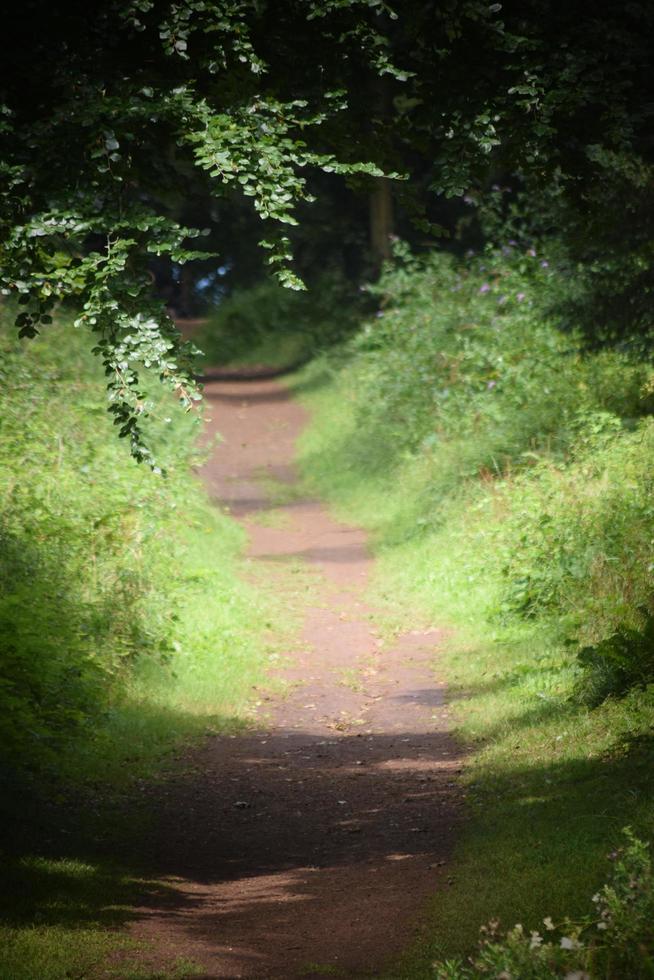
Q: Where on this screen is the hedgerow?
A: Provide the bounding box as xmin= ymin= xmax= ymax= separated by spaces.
xmin=0 ymin=311 xmax=270 ymax=784
xmin=298 ymin=242 xmax=654 ymax=701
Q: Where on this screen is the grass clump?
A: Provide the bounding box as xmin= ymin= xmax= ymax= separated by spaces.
xmin=291 ymin=243 xmax=654 ymax=969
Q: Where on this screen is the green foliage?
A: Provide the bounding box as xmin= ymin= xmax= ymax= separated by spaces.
xmin=0 ymin=0 xmax=400 ymax=463
xmin=296 ymin=245 xmax=654 ymax=685
xmin=576 ymin=615 xmax=654 ymax=709
xmin=0 ymin=312 xmax=271 ymax=782
xmin=346 ymin=248 xmax=647 ymax=484
xmin=434 ymin=830 xmax=654 ymax=979
xmin=196 ymin=272 xmax=362 ymax=368
xmin=4 ymin=0 xmax=654 ymax=460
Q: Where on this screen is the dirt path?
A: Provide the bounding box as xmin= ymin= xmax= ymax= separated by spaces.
xmin=124 ymin=378 xmax=463 ymax=979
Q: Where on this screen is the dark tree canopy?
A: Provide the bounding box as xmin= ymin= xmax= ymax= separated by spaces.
xmin=2 ymin=0 xmax=654 ymax=464
xmin=0 ymin=0 xmax=401 ymax=464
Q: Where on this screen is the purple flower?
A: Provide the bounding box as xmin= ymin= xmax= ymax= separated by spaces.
xmin=516 ymin=292 xmax=526 ymax=302
xmin=508 ymin=239 xmax=518 ymax=246
xmin=540 ymin=260 xmax=549 ymax=268
xmin=479 ymin=283 xmax=491 ymax=294
xmin=487 ymin=380 xmax=497 ymax=389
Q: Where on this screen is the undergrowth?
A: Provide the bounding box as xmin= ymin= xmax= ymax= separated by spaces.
xmin=291 ymin=243 xmax=654 ymax=974
xmin=436 ymin=829 xmax=654 ymax=979
xmin=195 ymin=273 xmax=361 ymax=369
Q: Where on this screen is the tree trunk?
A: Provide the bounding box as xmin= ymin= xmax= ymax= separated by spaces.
xmin=370 ymin=177 xmax=394 ymax=268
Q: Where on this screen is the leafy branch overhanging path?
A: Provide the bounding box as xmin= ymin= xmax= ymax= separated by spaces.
xmin=122 ymin=377 xmax=464 ymax=979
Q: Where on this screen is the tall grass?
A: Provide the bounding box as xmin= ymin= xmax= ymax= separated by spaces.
xmin=0 ymin=313 xmax=278 ymax=785
xmin=291 ymin=245 xmax=654 ymax=969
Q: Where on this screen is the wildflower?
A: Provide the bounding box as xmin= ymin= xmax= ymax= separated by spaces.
xmin=543 ymin=916 xmax=555 ymax=931
xmin=564 ymin=973 xmax=590 ymax=980
xmin=591 ymin=893 xmax=601 ymax=904
xmin=498 ymin=295 xmax=508 ymax=304
xmin=597 ymin=921 xmax=608 ymax=930
xmin=487 ymin=380 xmax=497 ymax=390
xmin=516 ymin=292 xmax=525 ymax=302
xmin=527 ymin=247 xmax=536 ymax=257
xmin=560 ymin=936 xmax=582 ymax=950
xmin=375 ymin=310 xmax=384 ymax=318
xmin=541 ymin=260 xmax=549 ymax=268
xmin=529 ymin=931 xmax=543 ymax=949
xmin=479 ymin=283 xmax=490 ymax=294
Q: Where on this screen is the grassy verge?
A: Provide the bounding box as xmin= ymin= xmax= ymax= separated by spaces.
xmin=0 ymin=315 xmax=285 ymax=978
xmin=289 ymin=246 xmax=654 ymax=973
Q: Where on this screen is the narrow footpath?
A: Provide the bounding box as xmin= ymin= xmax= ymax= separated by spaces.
xmin=124 ymin=377 xmax=463 ymax=979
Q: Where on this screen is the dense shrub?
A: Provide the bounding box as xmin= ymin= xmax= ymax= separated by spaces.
xmin=298 ymin=244 xmax=654 ymax=704
xmin=0 ymin=313 xmax=267 ymax=779
xmin=196 ymin=272 xmax=362 ymax=368
xmin=346 ymin=245 xmax=649 ymax=473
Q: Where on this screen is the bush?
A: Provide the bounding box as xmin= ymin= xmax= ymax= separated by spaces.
xmin=298 ymin=243 xmax=654 ymax=703
xmin=0 ymin=312 xmax=269 ymax=781
xmin=434 ymin=830 xmax=654 ymax=979
xmin=346 ymin=245 xmax=649 ymax=470
xmin=195 ymin=271 xmax=362 ymax=368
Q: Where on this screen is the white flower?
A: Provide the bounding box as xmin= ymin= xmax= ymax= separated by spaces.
xmin=564 ymin=973 xmax=590 ymax=980
xmin=560 ymin=936 xmax=582 ymax=950
xmin=597 ymin=921 xmax=608 ymax=930
xmin=530 ymin=931 xmax=543 ymax=949
xmin=543 ymin=916 xmax=555 ymax=931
